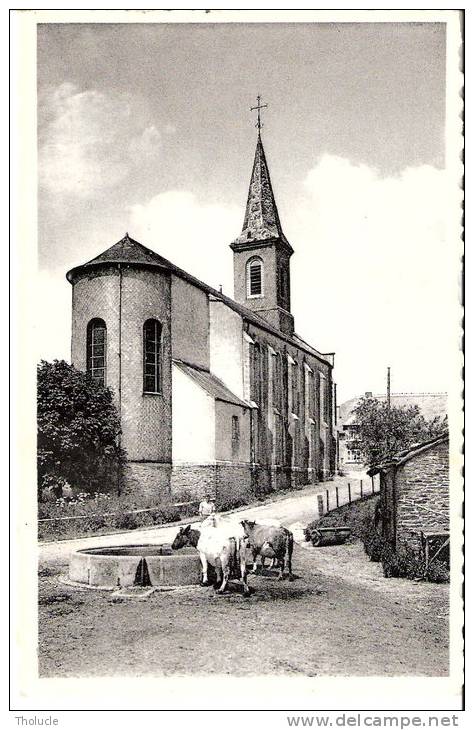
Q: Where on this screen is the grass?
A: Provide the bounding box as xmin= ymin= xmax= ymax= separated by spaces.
xmin=310 ymin=495 xmax=449 ymax=583
xmin=307 ymin=494 xmax=379 ymax=541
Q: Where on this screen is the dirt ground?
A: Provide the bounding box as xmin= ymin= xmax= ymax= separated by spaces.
xmin=38 ymin=541 xmax=449 ymax=678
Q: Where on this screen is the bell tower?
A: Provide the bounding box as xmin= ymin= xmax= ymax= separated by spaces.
xmin=230 ymin=98 xmax=294 ymax=335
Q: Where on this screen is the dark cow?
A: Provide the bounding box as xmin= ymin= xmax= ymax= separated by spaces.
xmin=240 ymin=520 xmax=294 ymax=580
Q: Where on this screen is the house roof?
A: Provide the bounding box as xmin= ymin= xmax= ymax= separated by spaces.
xmin=173 ymin=360 xmax=250 ymax=409
xmin=230 ymin=133 xmax=293 ymax=254
xmin=66 ymin=234 xmax=332 ymax=368
xmin=338 ymin=392 xmax=448 ymax=427
xmin=367 ymin=431 xmax=449 ymax=476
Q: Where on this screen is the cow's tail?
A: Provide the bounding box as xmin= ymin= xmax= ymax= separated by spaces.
xmin=229 ymin=537 xmax=238 ymax=578
xmin=286 ymin=529 xmax=294 ymax=578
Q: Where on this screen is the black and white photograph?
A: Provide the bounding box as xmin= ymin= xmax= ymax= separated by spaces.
xmin=10 ymin=7 xmax=464 ymax=716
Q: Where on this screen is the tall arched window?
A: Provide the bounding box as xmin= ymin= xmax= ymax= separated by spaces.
xmin=143 ymin=319 xmax=162 ymax=394
xmin=87 ymin=318 xmax=107 ymax=387
xmin=247 ymin=257 xmax=263 ymax=298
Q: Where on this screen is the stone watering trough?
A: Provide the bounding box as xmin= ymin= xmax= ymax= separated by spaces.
xmin=68 ymin=543 xmax=202 ymax=591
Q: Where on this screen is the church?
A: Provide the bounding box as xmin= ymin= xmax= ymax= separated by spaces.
xmin=66 ymin=123 xmax=337 ymax=506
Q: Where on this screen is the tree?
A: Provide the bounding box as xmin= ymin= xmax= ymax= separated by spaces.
xmin=351 ymin=396 xmax=447 ymax=468
xmin=37 ymin=360 xmax=126 ymax=499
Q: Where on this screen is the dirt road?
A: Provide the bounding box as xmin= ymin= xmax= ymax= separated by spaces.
xmin=38 ymin=478 xmax=448 ymax=677
xmin=38 ymin=541 xmax=448 ymax=678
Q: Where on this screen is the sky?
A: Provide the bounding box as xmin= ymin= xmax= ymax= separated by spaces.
xmin=37 ymin=21 xmax=457 ymax=403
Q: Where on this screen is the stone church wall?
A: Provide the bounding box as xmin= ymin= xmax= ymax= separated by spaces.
xmin=71 ymin=266 xmax=172 ymax=465
xmin=171 ymin=276 xmax=210 ymax=370
xmin=209 ymin=300 xmax=245 ymax=400
xmin=123 ymin=462 xmax=172 ymax=501
xmin=169 ymin=463 xmax=253 ymax=509
xmin=245 ymin=321 xmax=335 ymax=487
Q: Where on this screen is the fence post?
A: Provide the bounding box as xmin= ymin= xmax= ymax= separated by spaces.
xmin=317 ymin=494 xmax=324 ymax=515
xmin=371 ymin=475 xmax=375 ymax=495
xmin=326 ymin=489 xmax=330 ymax=512
xmin=348 ymin=482 xmax=352 ymax=504
xmin=360 ymin=479 xmax=363 ymax=498
xmin=336 ymin=486 xmax=339 ymax=508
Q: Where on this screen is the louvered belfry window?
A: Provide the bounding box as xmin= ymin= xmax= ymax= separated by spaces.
xmin=87 ymin=318 xmax=107 ymax=387
xmin=143 ymin=319 xmax=162 ymax=394
xmin=247 ymin=257 xmax=263 ymax=297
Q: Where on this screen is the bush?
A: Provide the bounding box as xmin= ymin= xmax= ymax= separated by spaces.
xmin=358 ymin=504 xmax=449 ymax=582
xmin=37 ymin=360 xmax=126 ymax=499
xmin=37 ymin=489 xmax=199 ymax=542
xmin=363 ymin=523 xmax=386 ymax=563
xmin=381 ymin=541 xmax=423 ymax=579
xmin=425 ymin=558 xmax=450 ymax=583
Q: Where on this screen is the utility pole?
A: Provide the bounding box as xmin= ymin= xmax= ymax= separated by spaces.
xmin=386 ymin=366 xmax=391 ymax=455
xmin=387 ymin=366 xmax=391 ymax=411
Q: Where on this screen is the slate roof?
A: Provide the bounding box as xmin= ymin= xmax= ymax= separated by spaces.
xmin=231 ymin=133 xmax=293 ymax=253
xmin=66 ymin=234 xmax=171 ymax=275
xmin=367 ymin=432 xmax=449 ymax=476
xmin=173 ymin=360 xmax=250 ymax=408
xmin=338 ymin=392 xmax=448 ymax=427
xmin=66 ymin=234 xmax=332 ymax=367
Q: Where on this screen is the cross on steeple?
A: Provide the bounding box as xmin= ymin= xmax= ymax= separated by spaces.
xmin=250 ymin=95 xmax=268 ymax=130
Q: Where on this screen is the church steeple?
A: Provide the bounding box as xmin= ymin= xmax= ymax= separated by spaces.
xmin=231 ymin=132 xmax=293 ymax=254
xmin=230 ymin=108 xmax=294 ymax=335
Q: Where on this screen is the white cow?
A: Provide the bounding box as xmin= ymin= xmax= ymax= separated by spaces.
xmin=172 ymin=518 xmax=250 ymax=595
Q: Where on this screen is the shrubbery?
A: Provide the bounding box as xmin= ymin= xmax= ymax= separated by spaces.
xmin=361 ymin=517 xmax=449 ymax=583
xmin=351 ymin=396 xmax=447 ymax=468
xmin=37 ymin=360 xmax=126 ymax=501
xmin=38 ymin=491 xmax=197 ymax=542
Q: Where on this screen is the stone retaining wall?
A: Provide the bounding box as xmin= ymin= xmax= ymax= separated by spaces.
xmin=396 ymin=439 xmax=449 ymax=549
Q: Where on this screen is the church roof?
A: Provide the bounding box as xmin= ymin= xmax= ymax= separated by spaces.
xmin=66 ymin=234 xmax=332 ymax=367
xmin=173 ymin=360 xmax=250 ymax=408
xmin=66 ymin=233 xmax=172 ymax=274
xmin=231 ymin=133 xmax=293 ymax=253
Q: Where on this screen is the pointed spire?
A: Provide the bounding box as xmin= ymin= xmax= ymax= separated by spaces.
xmin=231 ymin=134 xmax=292 ymax=252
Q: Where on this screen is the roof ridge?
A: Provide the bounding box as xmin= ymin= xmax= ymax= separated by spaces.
xmin=66 ymin=234 xmax=333 ymax=367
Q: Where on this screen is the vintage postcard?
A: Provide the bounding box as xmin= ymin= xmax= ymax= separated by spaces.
xmin=10 ymin=8 xmax=464 ymax=716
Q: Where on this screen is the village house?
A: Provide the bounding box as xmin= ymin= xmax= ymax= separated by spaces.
xmin=66 ymin=130 xmax=337 ymax=505
xmin=337 ymin=392 xmax=448 ymax=469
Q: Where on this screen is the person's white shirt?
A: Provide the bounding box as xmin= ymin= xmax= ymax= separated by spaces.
xmin=199 ymin=499 xmax=216 ymax=518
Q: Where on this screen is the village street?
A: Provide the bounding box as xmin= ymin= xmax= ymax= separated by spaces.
xmin=38 ymin=472 xmax=376 ymax=563
xmin=38 ymin=474 xmax=449 ymax=678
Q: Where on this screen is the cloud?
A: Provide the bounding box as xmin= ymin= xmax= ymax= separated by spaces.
xmin=290 ymin=154 xmax=455 ymax=399
xmin=39 ymin=83 xmax=162 ymax=198
xmin=35 ymin=270 xmax=72 ymax=363
xmin=129 ymin=191 xmax=241 ymax=294
xmin=37 ymin=144 xmax=457 ymax=403
xmin=129 ymin=125 xmax=161 ymax=158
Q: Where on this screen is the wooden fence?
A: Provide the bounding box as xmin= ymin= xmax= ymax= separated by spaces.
xmin=319 ymin=477 xmax=380 ymax=517
xmin=37 ymin=499 xmax=201 ymax=523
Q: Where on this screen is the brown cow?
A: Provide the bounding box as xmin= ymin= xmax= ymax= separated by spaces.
xmin=240 ymin=520 xmax=294 ymax=580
